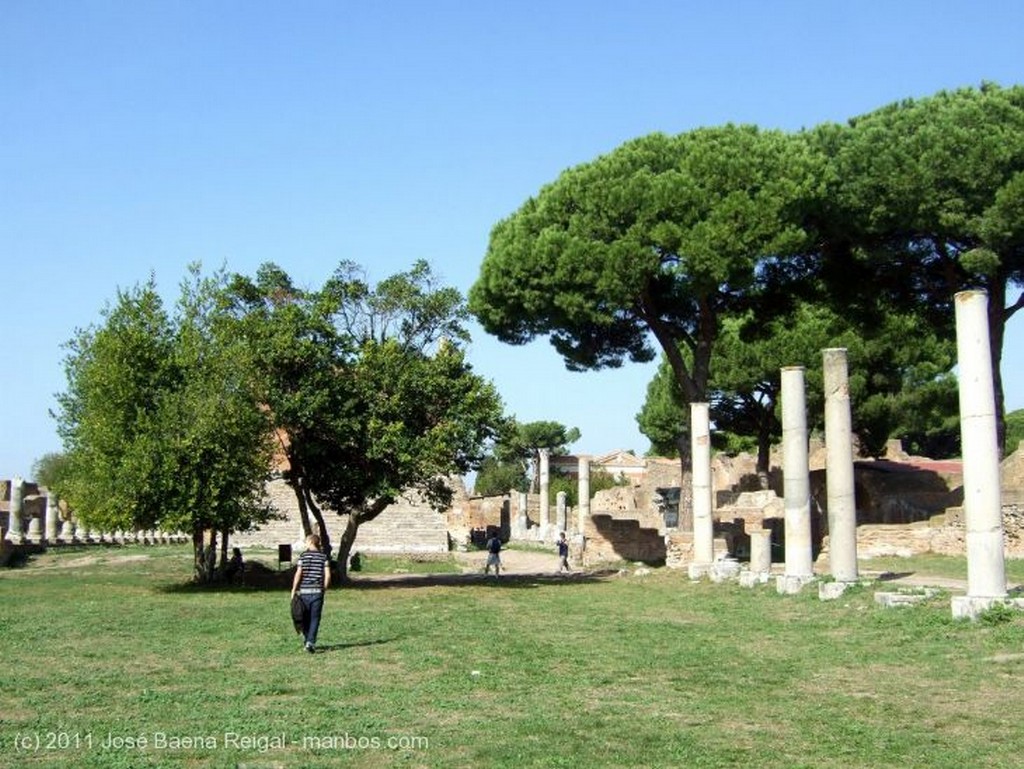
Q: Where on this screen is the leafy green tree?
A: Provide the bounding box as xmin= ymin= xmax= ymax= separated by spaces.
xmin=230 ymin=260 xmax=505 ymax=579
xmin=516 ymin=420 xmax=580 ymax=492
xmin=472 ymin=456 xmax=529 ymax=496
xmin=31 ymin=452 xmax=71 ymax=494
xmin=470 ymin=127 xmax=817 ymax=528
xmin=55 ymin=268 xmax=275 ymax=582
xmin=473 ymin=418 xmax=580 ymax=496
xmin=814 ymin=83 xmax=1024 ymax=453
xmin=224 ymin=263 xmax=351 ymax=556
xmin=549 ymin=467 xmax=625 ymax=508
xmin=635 ymin=363 xmax=687 ymax=458
xmin=1006 ymin=409 xmax=1024 ymax=454
xmin=638 ymin=300 xmax=959 ymax=477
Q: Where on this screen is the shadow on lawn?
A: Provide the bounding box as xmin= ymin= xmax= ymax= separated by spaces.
xmin=158 ymin=563 xmax=620 ymax=593
xmin=345 ymin=569 xmax=620 ymax=590
xmin=313 ymin=638 xmax=400 ymax=653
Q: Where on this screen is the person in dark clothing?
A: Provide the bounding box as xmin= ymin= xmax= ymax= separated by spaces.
xmin=484 ymin=531 xmax=502 ymax=576
xmin=290 ymin=534 xmax=331 ymax=653
xmin=224 ymin=547 xmax=244 ymax=582
xmin=557 ymin=532 xmax=570 ymax=573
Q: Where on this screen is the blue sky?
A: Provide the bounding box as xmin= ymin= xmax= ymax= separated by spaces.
xmin=2 ymin=1 xmax=1023 ymax=480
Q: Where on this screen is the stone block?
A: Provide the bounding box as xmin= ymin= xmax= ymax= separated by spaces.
xmin=738 ymin=570 xmax=771 ymax=588
xmin=688 ymin=562 xmax=712 ymax=581
xmin=951 ymin=596 xmax=1024 ymax=621
xmin=776 ymin=574 xmax=816 ymax=595
xmin=709 ymin=560 xmax=742 ymax=583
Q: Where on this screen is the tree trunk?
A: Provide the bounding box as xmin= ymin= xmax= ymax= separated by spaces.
xmin=289 ymin=476 xmax=313 ymax=538
xmin=219 ymin=527 xmax=229 ymax=572
xmin=192 ymin=528 xmax=215 ymax=583
xmin=334 ymin=514 xmax=360 ymax=583
xmin=301 ymin=484 xmax=332 ymax=558
xmin=676 ymin=433 xmax=694 ymax=533
xmin=333 ymin=498 xmax=391 ymax=583
xmin=987 ymin=274 xmax=1008 ymax=458
xmin=757 ymin=421 xmax=772 ymax=490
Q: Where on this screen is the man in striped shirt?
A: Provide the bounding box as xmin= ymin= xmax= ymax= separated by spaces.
xmin=290 ymin=533 xmax=331 ymax=653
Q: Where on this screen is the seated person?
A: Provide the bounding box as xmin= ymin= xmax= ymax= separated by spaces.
xmin=224 ymin=547 xmax=244 ymax=582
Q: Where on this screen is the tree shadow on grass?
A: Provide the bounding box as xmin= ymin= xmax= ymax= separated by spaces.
xmin=345 ymin=569 xmax=620 ymax=591
xmin=157 ymin=563 xmax=620 ymax=593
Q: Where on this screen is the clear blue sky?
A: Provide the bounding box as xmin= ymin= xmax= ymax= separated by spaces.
xmin=2 ymin=1 xmax=1023 ymax=480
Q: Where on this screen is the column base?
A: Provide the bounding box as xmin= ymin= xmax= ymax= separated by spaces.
xmin=709 ymin=560 xmax=742 ymax=583
xmin=951 ymin=595 xmax=1024 ymax=621
xmin=776 ymin=574 xmax=816 ymax=595
xmin=820 ymin=581 xmax=854 ymax=601
xmin=738 ymin=570 xmax=772 ymax=588
xmin=688 ymin=562 xmax=713 ymax=580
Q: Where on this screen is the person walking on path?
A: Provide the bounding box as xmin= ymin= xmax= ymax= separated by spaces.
xmin=484 ymin=530 xmax=502 ymax=576
xmin=557 ymin=531 xmax=570 ymax=573
xmin=291 ymin=533 xmax=331 ymax=653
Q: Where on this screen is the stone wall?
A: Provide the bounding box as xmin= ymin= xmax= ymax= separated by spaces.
xmin=232 ymin=477 xmax=453 ymax=554
xmin=584 ymin=513 xmax=665 ymax=566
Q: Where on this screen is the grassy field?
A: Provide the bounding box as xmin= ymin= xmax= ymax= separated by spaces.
xmin=2 ymin=546 xmax=1023 ymax=769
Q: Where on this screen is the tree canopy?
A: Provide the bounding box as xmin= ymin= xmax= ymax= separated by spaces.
xmin=470 ymin=126 xmax=817 ymax=527
xmin=473 ymin=83 xmax=1022 ymax=485
xmin=473 ymin=418 xmax=580 ymax=496
xmin=229 ymin=260 xmax=505 ymax=577
xmin=470 ymin=126 xmax=816 ymax=405
xmin=55 ymin=268 xmax=275 ymax=581
xmin=813 ymin=83 xmax=1024 ymax=453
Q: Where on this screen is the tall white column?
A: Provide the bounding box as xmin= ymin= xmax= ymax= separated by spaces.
xmin=44 ymin=493 xmax=60 ymax=544
xmin=954 ymin=290 xmax=1006 ymax=603
xmin=515 ymin=491 xmax=529 ymax=537
xmin=577 ymin=455 xmax=591 ymax=535
xmin=6 ymin=477 xmax=24 ymax=543
xmin=538 ymin=448 xmax=551 ymax=540
xmin=690 ymin=403 xmax=714 ymax=570
xmin=781 ymin=367 xmax=813 ymax=581
xmin=823 ymin=348 xmax=858 ymax=582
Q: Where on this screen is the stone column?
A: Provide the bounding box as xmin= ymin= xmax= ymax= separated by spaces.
xmin=6 ymin=476 xmax=24 ymax=543
xmin=538 ymin=448 xmax=551 ymax=540
xmin=689 ymin=403 xmax=714 ymax=577
xmin=823 ymin=348 xmax=858 ymax=583
xmin=27 ymin=512 xmax=43 ymax=543
xmin=951 ymin=290 xmax=1007 ymax=618
xmin=740 ymin=528 xmax=773 ymax=587
xmin=514 ymin=492 xmax=529 ymax=537
xmin=555 ymin=491 xmax=567 ymax=534
xmin=44 ymin=494 xmax=60 ymax=544
xmin=749 ymin=529 xmax=772 ymax=574
xmin=577 ymin=455 xmax=591 ymax=535
xmin=58 ymin=516 xmax=74 ymax=543
xmin=778 ymin=366 xmax=814 ymax=592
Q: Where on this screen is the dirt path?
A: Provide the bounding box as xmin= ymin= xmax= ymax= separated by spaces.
xmin=454 ymin=547 xmax=565 ymax=575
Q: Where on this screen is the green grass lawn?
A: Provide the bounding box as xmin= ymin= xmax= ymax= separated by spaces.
xmin=2 ymin=545 xmax=1023 ymax=768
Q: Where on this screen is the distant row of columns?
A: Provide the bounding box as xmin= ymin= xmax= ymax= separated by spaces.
xmin=516 ymin=450 xmax=592 ymax=543
xmin=688 ymin=349 xmax=860 ymax=592
xmin=3 ymin=481 xmax=185 ymax=546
